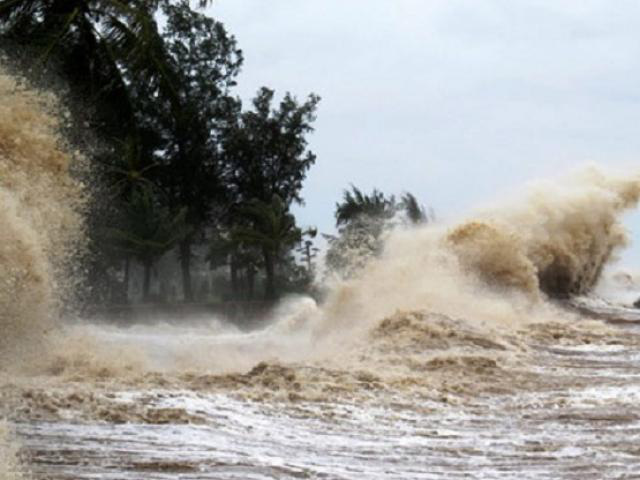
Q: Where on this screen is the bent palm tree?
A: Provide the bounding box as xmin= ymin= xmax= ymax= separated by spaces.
xmin=400 ymin=192 xmax=429 ymax=224
xmin=0 ymin=0 xmax=215 ymax=135
xmin=327 ymin=186 xmax=431 ymax=279
xmin=335 ymin=186 xmax=396 ymax=227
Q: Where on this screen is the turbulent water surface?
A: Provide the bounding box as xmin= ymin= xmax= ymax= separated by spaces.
xmin=5 ymin=299 xmax=640 ymax=480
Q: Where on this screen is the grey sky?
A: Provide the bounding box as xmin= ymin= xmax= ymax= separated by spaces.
xmin=209 ymin=0 xmax=640 ymax=264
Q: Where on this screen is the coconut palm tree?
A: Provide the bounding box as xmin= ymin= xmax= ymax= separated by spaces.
xmin=335 ymin=186 xmax=397 ymax=227
xmin=232 ymin=195 xmax=305 ymax=300
xmin=0 ymin=0 xmax=161 ymax=136
xmin=0 ymin=1 xmax=218 ymax=136
xmin=400 ymin=192 xmax=430 ymax=225
xmin=95 ymin=133 xmax=162 ymax=200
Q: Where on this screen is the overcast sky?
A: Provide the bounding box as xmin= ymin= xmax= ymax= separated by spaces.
xmin=208 ymin=0 xmax=640 ymax=265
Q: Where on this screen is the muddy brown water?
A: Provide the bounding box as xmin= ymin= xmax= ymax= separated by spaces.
xmin=7 ymin=301 xmax=640 ymax=480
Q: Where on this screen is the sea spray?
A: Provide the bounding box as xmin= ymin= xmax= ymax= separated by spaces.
xmin=449 ymin=168 xmax=640 ymax=298
xmin=0 ymin=68 xmax=85 ymax=365
xmin=316 ymin=167 xmax=640 ymax=339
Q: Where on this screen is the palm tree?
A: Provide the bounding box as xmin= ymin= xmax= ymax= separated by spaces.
xmin=0 ymin=0 xmax=160 ymax=136
xmin=326 ymin=186 xmax=431 ymax=278
xmin=335 ymin=186 xmax=396 ymax=227
xmin=335 ymin=186 xmax=430 ymax=227
xmin=96 ymin=133 xmax=162 ymax=200
xmin=400 ymin=192 xmax=430 ymax=224
xmin=0 ymin=1 xmax=216 ymax=135
xmin=105 ymin=187 xmax=190 ymax=301
xmin=232 ymin=195 xmax=304 ymax=300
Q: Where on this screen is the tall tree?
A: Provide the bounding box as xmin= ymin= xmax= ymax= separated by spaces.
xmin=335 ymin=186 xmax=396 ymax=227
xmin=232 ymin=195 xmax=305 ymax=300
xmin=223 ymin=87 xmax=320 ymax=206
xmin=221 ymin=88 xmax=319 ymax=298
xmin=92 ymin=131 xmax=162 ymax=302
xmin=133 ymin=0 xmax=242 ymax=301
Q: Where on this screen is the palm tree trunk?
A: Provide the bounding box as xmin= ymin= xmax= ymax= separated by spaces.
xmin=263 ymin=247 xmax=276 ymax=301
xmin=230 ymin=255 xmax=239 ymax=300
xmin=247 ymin=267 xmax=256 ymax=301
xmin=123 ymin=255 xmax=131 ymax=303
xmin=143 ymin=260 xmax=152 ymax=301
xmin=180 ymin=239 xmax=194 ymax=302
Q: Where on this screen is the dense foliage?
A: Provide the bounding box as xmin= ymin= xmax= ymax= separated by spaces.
xmin=0 ymin=0 xmax=320 ymax=303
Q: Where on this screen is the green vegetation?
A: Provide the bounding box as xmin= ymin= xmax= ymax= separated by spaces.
xmin=0 ymin=1 xmax=428 ymax=305
xmin=0 ymin=0 xmax=320 ymax=303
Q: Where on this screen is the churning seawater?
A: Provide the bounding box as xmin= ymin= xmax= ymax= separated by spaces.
xmin=12 ymin=298 xmax=640 ymax=479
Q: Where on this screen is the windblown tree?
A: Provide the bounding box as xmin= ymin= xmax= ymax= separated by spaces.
xmin=400 ymin=192 xmax=430 ymax=225
xmin=325 ymin=186 xmax=430 ymax=278
xmin=335 ymin=186 xmax=396 ymax=227
xmin=0 ymin=0 xmax=166 ymax=138
xmin=0 ymin=0 xmax=242 ymax=302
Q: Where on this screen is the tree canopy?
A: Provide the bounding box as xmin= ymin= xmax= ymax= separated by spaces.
xmin=325 ymin=186 xmax=430 ymax=279
xmin=0 ymin=0 xmax=322 ymax=304
xmin=218 ymin=87 xmax=320 ymax=300
xmin=223 ymin=87 xmax=320 ymax=206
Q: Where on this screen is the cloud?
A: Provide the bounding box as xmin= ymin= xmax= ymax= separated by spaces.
xmin=211 ymin=0 xmax=640 ymax=263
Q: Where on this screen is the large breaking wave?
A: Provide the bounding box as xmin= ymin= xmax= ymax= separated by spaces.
xmin=0 ymin=69 xmax=84 ymax=365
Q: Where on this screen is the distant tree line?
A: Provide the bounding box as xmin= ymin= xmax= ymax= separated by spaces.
xmin=0 ymin=0 xmax=320 ymax=303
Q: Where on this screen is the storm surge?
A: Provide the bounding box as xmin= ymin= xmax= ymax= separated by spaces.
xmin=320 ymin=167 xmax=640 ymax=335
xmin=448 ymin=169 xmax=640 ymax=298
xmin=6 ymin=68 xmax=640 ymax=480
xmin=0 ymin=69 xmax=84 ymax=365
